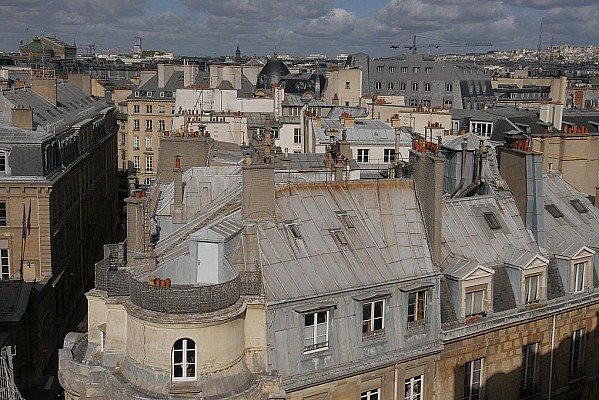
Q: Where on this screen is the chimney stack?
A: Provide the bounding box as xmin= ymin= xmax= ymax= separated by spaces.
xmin=31 ymin=77 xmax=57 ymax=106
xmin=11 ymin=105 xmax=33 ymax=130
xmin=242 ymin=164 xmax=275 ymax=221
xmin=126 ymin=195 xmax=146 ymax=254
xmin=172 ymin=156 xmax=185 ymax=224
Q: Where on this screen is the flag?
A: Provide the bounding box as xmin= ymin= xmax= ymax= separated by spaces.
xmin=27 ymin=200 xmax=32 ymax=235
xmin=21 ymin=203 xmax=26 ymax=239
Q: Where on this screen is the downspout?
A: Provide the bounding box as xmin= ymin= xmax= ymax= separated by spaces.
xmin=548 ymin=314 xmax=556 ymax=400
xmin=393 ymin=364 xmax=398 ymax=400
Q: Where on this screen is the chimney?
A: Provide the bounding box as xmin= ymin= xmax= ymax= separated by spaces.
xmin=242 ymin=164 xmax=275 ymax=221
xmin=498 ymin=143 xmax=546 ymax=247
xmin=31 ymin=77 xmax=57 ymax=106
xmin=68 ymin=73 xmax=92 ymax=96
xmin=126 ymin=195 xmax=146 ymax=254
xmin=158 ymin=64 xmax=175 ymax=89
xmin=411 ymin=148 xmax=444 ymax=266
xmin=340 ymin=113 xmax=355 ymax=127
xmin=11 ymin=105 xmax=33 ymax=130
xmin=172 ymin=156 xmax=185 ymax=224
xmin=139 ymin=70 xmax=156 ymax=87
xmin=338 ymin=131 xmax=352 ymax=160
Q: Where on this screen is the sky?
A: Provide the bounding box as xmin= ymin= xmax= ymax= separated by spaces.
xmin=0 ymin=0 xmax=598 ymax=58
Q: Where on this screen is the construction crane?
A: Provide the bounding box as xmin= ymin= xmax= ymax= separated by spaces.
xmin=393 ymin=35 xmax=492 ymax=54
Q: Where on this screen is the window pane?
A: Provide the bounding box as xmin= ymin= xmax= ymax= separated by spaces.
xmin=374 ymin=301 xmax=383 ymax=318
xmin=173 ymin=364 xmax=183 ymax=377
xmin=173 ymin=350 xmax=182 ymax=363
xmin=305 ymin=313 xmax=314 ymax=327
xmin=186 ymin=364 xmax=195 ymax=377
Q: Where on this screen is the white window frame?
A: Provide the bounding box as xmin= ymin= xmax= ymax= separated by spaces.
xmin=465 ymin=289 xmax=485 ymax=317
xmin=293 ymin=128 xmax=301 ymax=144
xmin=159 ymin=120 xmax=165 ymax=131
xmin=133 ymin=136 xmax=140 ymax=150
xmin=469 ymin=121 xmax=493 ymax=137
xmin=133 ymin=156 xmax=140 ymax=172
xmin=524 ymin=274 xmax=540 ymax=304
xmin=407 ymin=290 xmax=428 ymax=327
xmin=1 ymin=248 xmax=9 ymax=280
xmin=389 ymin=66 xmax=396 ymax=72
xmin=404 ymin=375 xmax=423 ymax=400
xmin=158 ymin=105 xmax=165 ymax=114
xmin=304 ymin=310 xmax=329 ymax=353
xmin=146 ymin=120 xmax=153 ymax=131
xmin=172 ymin=338 xmax=196 ymax=381
xmin=388 ymin=82 xmax=394 ymax=90
xmin=521 ymin=343 xmax=538 ymax=389
xmin=133 ymin=119 xmax=140 ymax=130
xmin=145 ymin=136 xmax=152 ymax=150
xmin=464 ymin=358 xmax=484 ymax=400
xmin=0 ymin=151 xmax=6 ymax=172
xmin=570 ymin=329 xmax=584 ymax=375
xmin=574 ymin=262 xmax=585 ymax=293
xmin=401 ymin=66 xmax=408 ymax=73
xmin=0 ymin=202 xmax=6 ymax=226
xmin=145 ymin=156 xmax=153 ymax=173
xmin=446 ymin=83 xmax=453 ymax=92
xmin=375 ymin=82 xmax=382 ymax=90
xmin=362 ymin=298 xmax=385 ymax=339
xmin=133 ymin=104 xmax=140 ymax=113
xmin=424 ymin=83 xmax=431 ymax=92
xmin=384 ymin=149 xmax=395 ymax=163
xmin=361 ymin=388 xmax=381 ymax=400
xmin=376 ymin=65 xmax=383 ymax=72
xmin=357 ymin=149 xmax=369 ymax=163
xmin=412 ymin=82 xmax=419 ymax=91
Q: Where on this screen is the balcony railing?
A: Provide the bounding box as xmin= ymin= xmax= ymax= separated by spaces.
xmin=519 ymin=379 xmax=541 ymax=399
xmin=568 ymin=364 xmax=586 ymax=383
xmin=362 ymin=328 xmax=385 ymax=340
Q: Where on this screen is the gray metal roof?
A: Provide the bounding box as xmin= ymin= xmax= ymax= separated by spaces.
xmin=0 ymin=280 xmax=31 ymax=323
xmin=247 ymin=179 xmax=436 ymax=303
xmin=283 ymin=94 xmax=332 ymax=108
xmin=441 ymin=132 xmax=484 ymax=151
xmin=441 ymin=195 xmax=538 ymax=267
xmin=313 ymin=119 xmax=394 ymax=146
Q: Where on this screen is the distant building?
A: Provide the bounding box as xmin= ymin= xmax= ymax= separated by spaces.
xmin=18 ymin=35 xmax=77 ymax=61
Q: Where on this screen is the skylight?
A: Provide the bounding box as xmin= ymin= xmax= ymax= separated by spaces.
xmin=329 ymin=229 xmax=349 ymax=246
xmin=545 ymin=204 xmax=564 ymax=218
xmin=483 ymin=212 xmax=502 ymax=230
xmin=335 ymin=210 xmax=355 ymax=229
xmin=285 ymin=222 xmax=302 ymax=239
xmin=570 ymin=199 xmax=589 ymax=214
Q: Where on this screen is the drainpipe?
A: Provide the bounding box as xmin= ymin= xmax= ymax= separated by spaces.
xmin=393 ymin=364 xmax=398 ymax=400
xmin=548 ymin=314 xmax=556 ymax=400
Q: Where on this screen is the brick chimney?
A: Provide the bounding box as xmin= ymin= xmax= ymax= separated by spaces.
xmin=11 ymin=105 xmax=33 ymax=130
xmin=411 ymin=145 xmax=444 ymax=266
xmin=172 ymin=156 xmax=185 ymax=224
xmin=31 ymin=77 xmax=57 ymax=106
xmin=242 ymin=164 xmax=275 ymax=221
xmin=340 ymin=113 xmax=355 ymax=127
xmin=126 ymin=195 xmax=146 ymax=254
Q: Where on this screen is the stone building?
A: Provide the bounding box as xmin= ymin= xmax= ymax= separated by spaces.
xmin=18 ymin=35 xmax=77 ymax=61
xmin=0 ymin=69 xmax=119 ymax=390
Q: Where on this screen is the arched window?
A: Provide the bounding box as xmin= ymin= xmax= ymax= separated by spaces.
xmin=375 ymin=82 xmax=382 ymax=90
xmin=424 ymin=83 xmax=431 ymax=92
xmin=412 ymin=82 xmax=419 ymax=91
xmin=410 ymin=99 xmax=418 ymax=107
xmin=388 ymin=82 xmax=394 ymax=90
xmin=172 ymin=338 xmax=196 ymax=381
xmin=400 ymin=82 xmax=406 ymax=91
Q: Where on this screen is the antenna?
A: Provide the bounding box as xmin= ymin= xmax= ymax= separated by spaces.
xmin=537 ymin=22 xmax=543 ymax=77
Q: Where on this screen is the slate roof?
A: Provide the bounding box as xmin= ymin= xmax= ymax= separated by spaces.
xmin=313 ymin=119 xmax=394 ymax=146
xmin=247 ymin=179 xmax=436 ymax=303
xmin=127 ymin=71 xmax=184 ymax=101
xmin=0 ymin=280 xmax=31 ymax=323
xmin=283 ymin=94 xmax=332 ymax=108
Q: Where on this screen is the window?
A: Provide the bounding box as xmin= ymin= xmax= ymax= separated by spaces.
xmin=361 ymin=388 xmax=380 ymax=400
xmin=570 ymin=199 xmax=589 ymax=213
xmin=357 ymin=149 xmax=369 ymax=163
xmin=144 ymin=178 xmax=152 ymax=185
xmin=574 ymin=262 xmax=585 ymax=293
xmin=100 ymin=330 xmax=105 ymax=352
xmin=524 ymin=275 xmax=540 ymax=303
xmin=444 ymin=99 xmax=453 ymax=108
xmin=145 ymin=136 xmax=152 ymax=149
xmin=483 ymin=212 xmax=501 ymax=230
xmin=389 ymin=66 xmax=396 ymax=73
xmin=133 ymin=104 xmax=140 ymax=113
xmin=304 ymin=310 xmax=329 ymax=352
xmin=0 ymin=202 xmax=6 ymax=226
xmin=158 ymin=105 xmax=165 ymax=114
xmin=133 ymin=119 xmax=140 ymax=131
xmin=147 ymin=91 xmax=153 ymax=97
xmin=145 ymin=156 xmax=153 ymax=173
xmin=409 ymin=99 xmax=418 ymax=107
xmin=171 ymin=106 xmax=175 ymax=114
xmin=446 ymin=83 xmax=453 ymax=92
xmin=160 ymin=91 xmax=165 ymax=98
xmin=133 ymin=136 xmax=140 ymax=150
xmin=401 ymin=66 xmax=408 ymax=73
xmin=133 ymin=156 xmax=140 ymax=172
xmin=465 ymin=289 xmax=485 ymax=317
xmin=520 ymin=343 xmax=539 ymax=397
xmin=0 ymin=152 xmax=5 ymax=172
xmin=121 ymin=133 xmax=126 ymax=145
xmin=362 ymin=299 xmax=384 ymax=339
xmin=413 ymin=67 xmax=420 ymax=73
xmin=384 ymin=149 xmax=395 ymax=163
xmin=1 ymin=249 xmax=9 ymax=280
xmin=464 ymin=358 xmax=483 ymax=400
xmin=404 ymin=375 xmax=423 ymax=400
xmin=146 ymin=105 xmax=152 ymax=114
xmin=569 ymin=329 xmax=585 ymax=381
xmin=412 ymin=82 xmax=419 ymax=91
xmin=158 ymin=120 xmax=165 ymax=131
xmin=172 ymin=338 xmax=196 ymax=381
xmin=408 ymin=290 xmax=427 ymax=327
xmin=345 ymin=81 xmax=350 ymax=89
xmin=424 ymin=83 xmax=431 ymax=92
xmin=425 ymin=67 xmax=432 ymax=73
xmin=376 ymin=66 xmax=383 ymax=72
xmin=388 ymin=82 xmax=394 ymax=90
xmin=293 ymin=128 xmax=301 ymax=144
xmin=146 ymin=120 xmax=153 ymax=131
xmin=375 ymin=82 xmax=382 ymax=90
xmin=422 ymin=100 xmax=431 ymax=108
xmin=470 ymin=121 xmax=493 ymax=136
xmin=289 ymin=107 xmax=299 ymax=116
xmin=400 ymin=82 xmax=406 ymax=90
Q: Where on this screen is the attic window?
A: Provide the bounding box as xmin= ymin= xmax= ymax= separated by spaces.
xmin=285 ymin=222 xmax=302 ymax=239
xmin=483 ymin=212 xmax=501 ymax=230
xmin=545 ymin=204 xmax=564 ymax=218
xmin=135 ymin=91 xmax=140 ymax=97
xmin=329 ymin=229 xmax=348 ymax=245
xmin=335 ymin=210 xmax=355 ymax=228
xmin=160 ymin=91 xmax=165 ymax=98
xmin=570 ymin=199 xmax=589 ymax=214
xmin=147 ymin=91 xmax=153 ymax=97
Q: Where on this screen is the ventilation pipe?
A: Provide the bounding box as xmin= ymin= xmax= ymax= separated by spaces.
xmin=450 ymin=137 xmax=468 ymax=198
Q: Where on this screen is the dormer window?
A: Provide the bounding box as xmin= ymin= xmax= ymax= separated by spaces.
xmin=570 ymin=199 xmax=589 ymax=214
xmin=465 ymin=286 xmax=486 ymax=317
xmin=0 ymin=150 xmax=7 ymax=173
xmin=555 ymin=246 xmax=594 ymax=294
xmin=524 ymin=274 xmax=540 ymax=303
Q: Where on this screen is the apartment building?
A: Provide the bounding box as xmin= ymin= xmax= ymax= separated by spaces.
xmin=0 ymin=69 xmax=118 ymax=390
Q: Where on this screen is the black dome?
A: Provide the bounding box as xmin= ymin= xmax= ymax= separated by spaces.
xmin=256 ymin=59 xmax=291 ymax=89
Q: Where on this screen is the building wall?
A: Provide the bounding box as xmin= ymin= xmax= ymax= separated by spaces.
xmin=435 ymin=301 xmax=599 ymax=400
xmin=323 ymin=68 xmax=362 ymax=107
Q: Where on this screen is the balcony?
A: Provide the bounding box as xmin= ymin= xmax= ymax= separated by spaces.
xmin=362 ymin=328 xmax=385 ymax=340
xmin=519 ymin=379 xmax=541 ymax=399
xmin=567 ymin=364 xmax=586 ymax=383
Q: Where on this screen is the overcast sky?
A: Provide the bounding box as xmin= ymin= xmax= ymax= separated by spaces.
xmin=1 ymin=0 xmax=597 ymax=58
